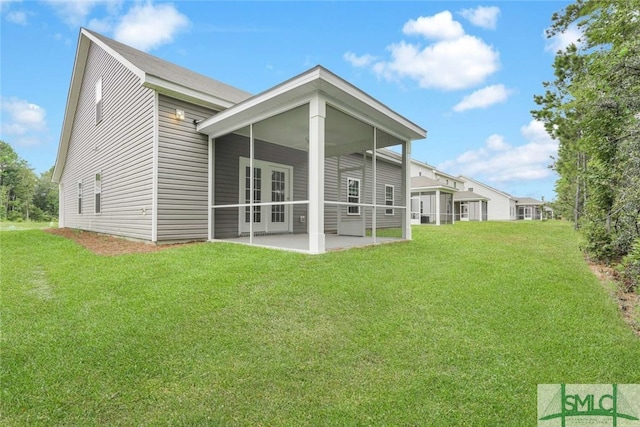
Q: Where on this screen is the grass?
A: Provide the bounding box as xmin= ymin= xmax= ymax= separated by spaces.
xmin=1 ymin=221 xmax=639 ymax=425
xmin=0 ymin=221 xmax=58 ymax=231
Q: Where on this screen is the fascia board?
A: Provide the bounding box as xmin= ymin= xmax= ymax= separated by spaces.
xmin=143 ymin=75 xmax=235 ymax=110
xmin=198 ymin=65 xmax=427 ymax=142
xmin=197 ymin=68 xmax=322 ymax=134
xmin=318 ymin=68 xmax=426 ymax=140
xmin=52 ymin=32 xmax=91 ymax=183
xmin=81 ymin=28 xmax=145 ymax=81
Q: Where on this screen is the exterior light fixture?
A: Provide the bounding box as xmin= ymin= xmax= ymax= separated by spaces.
xmin=175 ymin=109 xmax=185 ymax=120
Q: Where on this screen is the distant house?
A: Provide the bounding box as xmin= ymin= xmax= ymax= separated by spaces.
xmin=52 ymin=28 xmax=426 ymax=254
xmin=409 ymin=159 xmax=463 ymax=225
xmin=458 ymin=175 xmax=517 ymax=221
xmin=515 ymin=197 xmax=544 ymax=220
xmin=453 ymin=191 xmax=489 ymax=221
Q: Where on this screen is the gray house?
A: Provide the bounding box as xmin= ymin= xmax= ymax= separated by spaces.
xmin=52 ymin=28 xmax=426 ymax=254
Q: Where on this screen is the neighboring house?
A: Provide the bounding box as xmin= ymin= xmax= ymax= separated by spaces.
xmin=458 ymin=175 xmax=517 ymax=221
xmin=515 ymin=197 xmax=544 ymax=220
xmin=453 ymin=191 xmax=489 ymax=221
xmin=52 ymin=28 xmax=426 ymax=254
xmin=410 ymin=176 xmax=455 ymax=225
xmin=409 ymin=158 xmax=462 ymax=225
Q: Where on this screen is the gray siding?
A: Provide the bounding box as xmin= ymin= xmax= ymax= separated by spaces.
xmin=213 ymin=134 xmax=308 ymax=239
xmin=156 ymin=95 xmax=216 ymax=242
xmin=59 ymin=42 xmax=154 ymax=240
xmin=324 ymin=153 xmax=403 ymax=232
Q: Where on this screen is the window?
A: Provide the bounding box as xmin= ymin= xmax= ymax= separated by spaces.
xmin=244 ymin=166 xmax=261 ymax=223
xmin=94 ymin=171 xmax=102 ymax=214
xmin=347 ymin=177 xmax=360 ymax=215
xmin=454 ymin=182 xmax=457 ymax=188
xmin=385 ymin=184 xmax=394 ymax=215
xmin=468 ymin=187 xmax=474 ymax=192
xmin=95 ymin=78 xmax=103 ymax=124
xmin=77 ymin=181 xmax=83 ymax=214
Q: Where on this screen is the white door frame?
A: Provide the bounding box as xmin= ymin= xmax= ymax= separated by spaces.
xmin=460 ymin=202 xmax=469 ymax=221
xmin=239 ymin=157 xmax=293 ymax=234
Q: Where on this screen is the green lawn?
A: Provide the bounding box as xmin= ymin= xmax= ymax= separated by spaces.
xmin=2 ymin=222 xmax=639 ymax=425
xmin=0 ymin=221 xmax=58 ymax=232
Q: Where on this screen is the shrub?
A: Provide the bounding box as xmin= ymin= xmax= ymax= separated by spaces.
xmin=618 ymin=238 xmax=640 ymax=293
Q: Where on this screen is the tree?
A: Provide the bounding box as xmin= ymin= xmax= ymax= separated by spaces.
xmin=532 ymin=0 xmax=640 ymax=263
xmin=32 ymin=166 xmax=59 ymax=221
xmin=0 ymin=141 xmax=37 ymax=221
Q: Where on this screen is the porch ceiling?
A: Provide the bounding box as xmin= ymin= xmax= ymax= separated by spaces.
xmin=231 ymin=103 xmax=404 ymax=157
xmin=197 ymin=66 xmax=426 ymax=155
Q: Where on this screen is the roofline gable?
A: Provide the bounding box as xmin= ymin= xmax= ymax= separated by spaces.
xmin=197 ymin=66 xmax=426 ymax=141
xmin=52 ymin=31 xmax=92 ymax=182
xmin=458 ymin=175 xmax=514 ymax=199
xmin=53 ymin=28 xmax=240 ymax=182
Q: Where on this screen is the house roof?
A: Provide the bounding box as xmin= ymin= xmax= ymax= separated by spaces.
xmin=53 ymin=28 xmax=252 ymax=183
xmin=458 ymin=175 xmax=514 ymax=199
xmin=515 ymin=197 xmax=543 ymax=205
xmin=453 ymin=191 xmax=490 ymax=202
xmin=411 ymin=176 xmax=456 ymax=192
xmin=411 ymin=158 xmax=462 ymax=183
xmin=84 ymin=29 xmax=251 ymax=106
xmin=197 ymin=66 xmax=426 ymax=156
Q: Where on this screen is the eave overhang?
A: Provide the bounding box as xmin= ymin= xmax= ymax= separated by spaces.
xmin=197 ymin=66 xmax=426 ymax=143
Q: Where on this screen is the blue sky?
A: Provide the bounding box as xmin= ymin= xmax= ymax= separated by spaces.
xmin=1 ymin=0 xmax=577 ymax=200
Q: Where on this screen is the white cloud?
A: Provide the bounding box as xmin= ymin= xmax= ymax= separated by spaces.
xmin=545 ymin=24 xmax=582 ymax=53
xmin=459 ymin=6 xmax=500 ymax=30
xmin=343 ymin=51 xmax=377 ymax=67
xmin=43 ymin=0 xmax=115 ymax=27
xmin=373 ymin=35 xmax=499 ymax=90
xmin=437 ymin=120 xmax=558 ymax=183
xmin=453 ymin=84 xmax=511 ymax=112
xmin=0 ymin=97 xmax=47 ymax=146
xmin=87 ymin=17 xmax=113 ymax=34
xmin=113 ymin=2 xmax=189 ymax=52
xmin=347 ymin=11 xmax=500 ymax=91
xmin=6 ymin=10 xmax=26 ymax=24
xmin=402 ymin=11 xmax=464 ymax=40
xmin=486 ymin=134 xmax=510 ymax=151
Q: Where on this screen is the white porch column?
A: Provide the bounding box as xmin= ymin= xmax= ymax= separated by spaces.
xmin=372 ymin=128 xmax=377 ymax=243
xmin=402 ymin=140 xmax=412 ymax=240
xmin=308 ymin=93 xmax=326 ymax=254
xmin=435 ymin=189 xmax=441 ymax=226
xmin=479 ymin=201 xmax=483 ymax=222
xmin=208 ymin=137 xmax=214 ymax=240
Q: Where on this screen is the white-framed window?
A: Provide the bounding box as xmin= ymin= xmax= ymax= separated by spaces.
xmin=468 ymin=187 xmax=474 ymax=192
xmin=94 ymin=171 xmax=102 ymax=214
xmin=454 ymin=182 xmax=457 ymax=188
xmin=77 ymin=181 xmax=83 ymax=214
xmin=347 ymin=177 xmax=360 ymax=215
xmin=95 ymin=77 xmax=103 ymax=124
xmin=385 ymin=184 xmax=394 ymax=215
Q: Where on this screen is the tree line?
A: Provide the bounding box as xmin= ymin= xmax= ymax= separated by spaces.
xmin=533 ymin=0 xmax=640 ymax=287
xmin=0 ymin=141 xmax=58 ymax=222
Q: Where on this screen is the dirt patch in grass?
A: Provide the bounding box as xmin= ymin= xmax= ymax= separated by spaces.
xmin=589 ymin=262 xmax=640 ymax=337
xmin=44 ymin=228 xmax=200 ymax=256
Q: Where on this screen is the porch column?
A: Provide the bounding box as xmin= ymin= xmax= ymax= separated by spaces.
xmin=402 ymin=140 xmax=412 ymax=240
xmin=308 ymin=93 xmax=326 ymax=254
xmin=435 ymin=189 xmax=441 ymax=225
xmin=208 ymin=137 xmax=214 ymax=240
xmin=479 ymin=201 xmax=483 ymax=221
